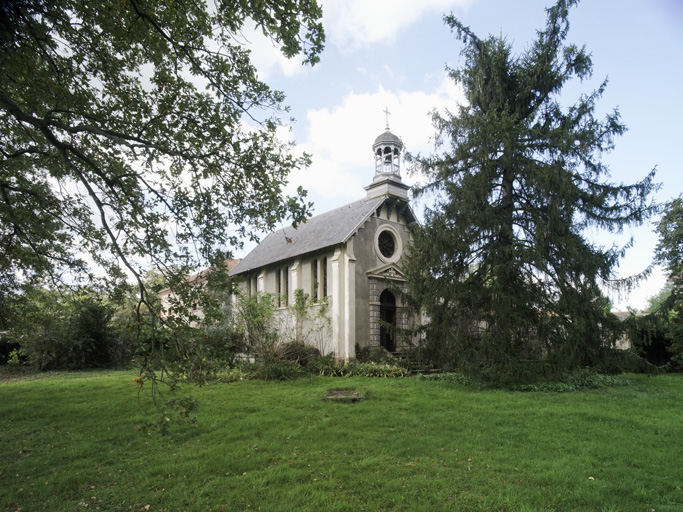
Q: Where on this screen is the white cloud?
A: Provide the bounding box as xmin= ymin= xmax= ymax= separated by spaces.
xmin=284 ymin=73 xmax=465 ymax=208
xmin=321 ymin=0 xmax=472 ymax=50
xmin=237 ymin=22 xmax=310 ymax=80
xmin=239 ymin=0 xmax=472 ymax=78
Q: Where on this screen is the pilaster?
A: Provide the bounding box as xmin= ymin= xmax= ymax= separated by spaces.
xmin=343 ymin=239 xmax=356 ymax=359
xmin=331 ymin=247 xmax=343 ymax=359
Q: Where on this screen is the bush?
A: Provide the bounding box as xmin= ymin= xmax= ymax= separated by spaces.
xmin=250 ymin=358 xmax=304 ymax=381
xmin=5 ymin=291 xmax=122 ymax=371
xmin=418 ymin=372 xmax=473 ymax=385
xmin=277 ymin=342 xmax=321 ymax=368
xmin=508 ymin=368 xmax=628 ymax=393
xmin=306 ymin=353 xmax=339 ymax=375
xmin=213 ymin=367 xmax=251 ymax=383
xmin=201 ymin=325 xmax=247 ymax=365
xmin=310 ymin=359 xmax=409 ymax=378
xmin=355 ymin=344 xmax=394 ymax=363
xmin=232 ymin=292 xmax=279 ymax=358
xmin=24 ymin=298 xmax=116 ymax=370
xmin=0 ymin=334 xmax=22 ymax=365
xmin=341 ymin=362 xmax=409 ymax=378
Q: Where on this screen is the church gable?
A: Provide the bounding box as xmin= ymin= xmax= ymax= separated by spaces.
xmin=366 ymin=262 xmax=406 ymax=282
xmin=373 ymin=198 xmax=417 ymax=227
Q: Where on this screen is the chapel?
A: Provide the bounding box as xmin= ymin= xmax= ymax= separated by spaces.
xmin=230 ymin=123 xmax=417 ymax=360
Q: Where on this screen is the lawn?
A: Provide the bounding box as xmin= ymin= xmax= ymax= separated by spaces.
xmin=1 ymin=371 xmax=681 ymax=511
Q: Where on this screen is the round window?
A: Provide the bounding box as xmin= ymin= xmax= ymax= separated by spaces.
xmin=378 ymin=230 xmax=395 ymax=258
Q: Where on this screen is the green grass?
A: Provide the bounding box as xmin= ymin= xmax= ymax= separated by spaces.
xmin=1 ymin=371 xmax=682 ymax=511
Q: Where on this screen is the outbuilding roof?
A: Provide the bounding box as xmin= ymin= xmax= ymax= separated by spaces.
xmin=231 ymin=195 xmax=413 ymax=275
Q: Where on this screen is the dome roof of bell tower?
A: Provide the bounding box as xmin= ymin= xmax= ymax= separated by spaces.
xmin=373 ymin=128 xmax=403 ymax=148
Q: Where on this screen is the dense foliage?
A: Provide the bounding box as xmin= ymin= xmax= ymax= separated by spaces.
xmin=655 ymin=197 xmax=683 ymax=349
xmin=629 ymin=196 xmax=683 ymax=368
xmin=0 ymin=0 xmax=323 ymax=322
xmin=405 ymin=0 xmax=656 ymax=381
xmin=0 ymin=286 xmax=131 ymax=370
xmin=0 ymin=0 xmax=324 ymax=417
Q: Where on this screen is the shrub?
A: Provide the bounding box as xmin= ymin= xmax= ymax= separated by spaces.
xmin=355 ymin=344 xmax=393 ymax=363
xmin=12 ymin=294 xmax=119 ymax=371
xmin=0 ymin=334 xmax=22 ymax=365
xmin=342 ymin=362 xmax=409 ymax=378
xmin=508 ymin=368 xmax=628 ymax=393
xmin=213 ymin=367 xmax=251 ymax=383
xmin=250 ymin=357 xmax=304 ymax=381
xmin=418 ymin=372 xmax=473 ymax=385
xmin=202 ymin=325 xmax=247 ymax=365
xmin=306 ymin=353 xmax=340 ymax=376
xmin=310 ymin=359 xmax=409 ymax=378
xmin=232 ymin=292 xmax=279 ymax=358
xmin=277 ymin=342 xmax=321 ymax=368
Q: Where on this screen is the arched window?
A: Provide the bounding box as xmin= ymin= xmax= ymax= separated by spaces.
xmin=379 ymin=289 xmax=397 ymax=352
xmin=312 ymin=258 xmax=318 ymax=301
xmin=276 ymin=266 xmax=289 ymax=307
xmin=283 ymin=266 xmax=289 ymax=306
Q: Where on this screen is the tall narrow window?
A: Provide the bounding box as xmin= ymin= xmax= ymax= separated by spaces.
xmin=322 ymin=256 xmax=328 ymax=298
xmin=276 ymin=268 xmax=282 ymax=307
xmin=283 ymin=266 xmax=289 ymax=306
xmin=312 ymin=258 xmax=318 ymax=302
xmin=246 ymin=275 xmax=252 ymax=298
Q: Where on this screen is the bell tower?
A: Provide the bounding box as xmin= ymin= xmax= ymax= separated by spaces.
xmin=365 ymin=109 xmax=410 ymax=200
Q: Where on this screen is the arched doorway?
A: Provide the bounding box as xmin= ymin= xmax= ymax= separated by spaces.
xmin=379 ymin=289 xmax=396 ymax=352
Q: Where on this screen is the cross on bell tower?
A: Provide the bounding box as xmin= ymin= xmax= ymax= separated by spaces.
xmin=372 ymin=109 xmax=402 ymax=178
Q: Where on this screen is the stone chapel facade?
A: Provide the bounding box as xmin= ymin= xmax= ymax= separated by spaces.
xmin=230 ymin=125 xmax=417 ymax=360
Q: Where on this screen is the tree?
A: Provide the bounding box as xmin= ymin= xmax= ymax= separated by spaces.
xmin=404 ymin=0 xmax=656 ymax=381
xmin=655 ymin=197 xmax=683 ymax=285
xmin=652 ymin=196 xmax=683 ymax=365
xmin=0 ymin=0 xmax=324 ymax=426
xmin=1 ymin=0 xmax=323 ymax=300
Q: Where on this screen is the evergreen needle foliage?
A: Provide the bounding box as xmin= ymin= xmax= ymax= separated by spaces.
xmin=405 ymin=0 xmax=657 ymax=381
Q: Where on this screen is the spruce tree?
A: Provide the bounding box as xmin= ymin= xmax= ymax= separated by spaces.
xmin=405 ymin=0 xmax=656 ymax=380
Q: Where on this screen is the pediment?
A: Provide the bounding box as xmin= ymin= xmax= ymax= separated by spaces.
xmin=366 ymin=263 xmax=406 ymax=282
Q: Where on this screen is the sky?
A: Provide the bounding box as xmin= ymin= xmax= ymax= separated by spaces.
xmin=238 ymin=0 xmax=683 ymax=311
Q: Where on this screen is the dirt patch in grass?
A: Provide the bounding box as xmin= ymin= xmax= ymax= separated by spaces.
xmin=325 ymin=389 xmax=366 ymax=403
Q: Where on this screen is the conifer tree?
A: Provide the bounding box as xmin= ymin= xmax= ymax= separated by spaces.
xmin=405 ymin=0 xmax=656 ymax=380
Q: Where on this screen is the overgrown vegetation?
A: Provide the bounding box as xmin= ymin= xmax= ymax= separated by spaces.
xmin=0 ymin=0 xmax=324 ymax=427
xmin=0 ymin=280 xmax=667 ymax=401
xmin=623 ymin=195 xmax=683 ymax=371
xmin=0 ymin=286 xmax=133 ymax=371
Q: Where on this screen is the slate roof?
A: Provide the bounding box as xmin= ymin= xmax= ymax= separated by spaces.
xmin=231 ymin=196 xmax=387 ymax=275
